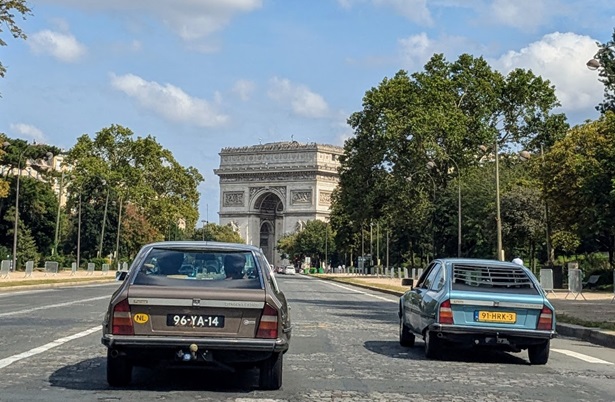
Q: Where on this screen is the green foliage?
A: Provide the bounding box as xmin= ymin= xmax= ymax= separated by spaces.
xmin=332 ymin=53 xmax=563 ymax=264
xmin=591 ymin=28 xmax=615 ymax=114
xmin=0 ymin=0 xmax=31 ymax=79
xmin=192 ymin=223 xmax=244 ymax=243
xmin=542 ymin=112 xmax=615 ymax=266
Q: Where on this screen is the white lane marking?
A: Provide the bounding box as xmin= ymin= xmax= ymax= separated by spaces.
xmin=0 ymin=295 xmax=109 ymax=318
xmin=0 ymin=325 xmax=100 ymax=370
xmin=325 ymin=281 xmax=397 ymax=303
xmin=552 ymin=348 xmax=614 ymax=364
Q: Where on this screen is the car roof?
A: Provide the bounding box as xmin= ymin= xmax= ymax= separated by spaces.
xmin=143 ymin=241 xmax=261 ymax=253
xmin=433 ymin=258 xmax=524 ymax=268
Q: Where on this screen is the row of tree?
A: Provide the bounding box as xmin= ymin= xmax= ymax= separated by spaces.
xmin=0 ymin=125 xmax=244 ymax=269
xmin=278 ymin=32 xmax=615 ymax=271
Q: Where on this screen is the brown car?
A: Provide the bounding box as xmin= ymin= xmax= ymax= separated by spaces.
xmin=101 ymin=241 xmax=291 ymax=389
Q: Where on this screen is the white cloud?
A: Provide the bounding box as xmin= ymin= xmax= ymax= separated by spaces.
xmin=398 ymin=32 xmax=480 ymax=70
xmin=110 ymin=73 xmax=229 ymax=128
xmin=28 ymin=30 xmax=86 ymax=62
xmin=338 ymin=0 xmax=432 ymax=25
xmin=232 ymin=79 xmax=256 ymax=101
xmin=10 ymin=123 xmax=47 ymax=143
xmin=268 ymin=77 xmax=329 ymax=118
xmin=492 ymin=32 xmax=603 ymax=114
xmin=487 ymin=0 xmax=554 ymax=32
xmin=35 ymin=0 xmax=262 ymax=41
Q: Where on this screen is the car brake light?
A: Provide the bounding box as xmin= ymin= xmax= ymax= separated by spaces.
xmin=112 ymin=299 xmax=134 ymax=335
xmin=537 ymin=305 xmax=553 ymax=330
xmin=256 ymin=304 xmax=279 ymax=339
xmin=438 ymin=299 xmax=454 ymax=324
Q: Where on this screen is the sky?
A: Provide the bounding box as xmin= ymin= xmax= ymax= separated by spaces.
xmin=1 ymin=0 xmax=614 ymax=225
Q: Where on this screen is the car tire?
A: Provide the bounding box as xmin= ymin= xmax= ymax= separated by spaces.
xmin=424 ymin=330 xmax=441 ymax=359
xmin=107 ymin=349 xmax=133 ymax=387
xmin=259 ymin=352 xmax=283 ymax=390
xmin=399 ymin=318 xmax=415 ymax=347
xmin=528 ymin=340 xmax=550 ymax=365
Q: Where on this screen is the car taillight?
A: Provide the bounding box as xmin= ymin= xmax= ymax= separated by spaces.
xmin=438 ymin=299 xmax=454 ymax=324
xmin=256 ymin=304 xmax=279 ymax=339
xmin=537 ymin=305 xmax=553 ymax=330
xmin=112 ymin=299 xmax=134 ymax=335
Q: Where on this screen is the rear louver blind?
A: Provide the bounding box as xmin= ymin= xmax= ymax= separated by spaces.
xmin=452 ymin=264 xmax=534 ymax=289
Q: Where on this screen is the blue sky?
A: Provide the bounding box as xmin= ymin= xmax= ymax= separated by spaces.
xmin=1 ymin=0 xmax=613 ymax=224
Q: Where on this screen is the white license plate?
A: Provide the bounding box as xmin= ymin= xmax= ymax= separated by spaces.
xmin=166 ymin=314 xmax=225 ymax=328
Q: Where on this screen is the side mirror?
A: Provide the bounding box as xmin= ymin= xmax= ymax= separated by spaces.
xmin=401 ymin=278 xmax=414 ymax=288
xmin=116 ymin=271 xmax=128 ymax=281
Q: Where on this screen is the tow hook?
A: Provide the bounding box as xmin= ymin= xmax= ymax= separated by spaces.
xmin=177 ymin=344 xmax=199 ymax=361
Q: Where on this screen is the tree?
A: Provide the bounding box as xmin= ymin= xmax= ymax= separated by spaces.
xmin=541 ymin=112 xmax=615 ymax=267
xmin=333 ymin=53 xmax=564 ymax=263
xmin=64 ymin=125 xmax=204 ymax=259
xmin=294 ymin=220 xmax=334 ymax=267
xmin=591 ymin=28 xmax=615 ymax=114
xmin=0 ymin=0 xmax=31 ymax=81
xmin=192 ymin=223 xmax=243 ymax=243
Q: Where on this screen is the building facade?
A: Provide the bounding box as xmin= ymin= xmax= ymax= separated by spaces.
xmin=214 ymin=141 xmax=344 ymax=266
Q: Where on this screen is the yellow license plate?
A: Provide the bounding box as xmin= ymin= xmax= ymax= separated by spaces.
xmin=475 ymin=311 xmax=516 ymax=324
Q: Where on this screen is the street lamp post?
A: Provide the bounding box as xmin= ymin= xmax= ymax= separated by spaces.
xmin=114 ymin=196 xmax=123 ymax=269
xmin=10 ymin=145 xmax=53 ymax=271
xmin=53 ymin=171 xmax=65 ymax=256
xmin=494 ymin=140 xmax=504 ymax=261
xmin=77 ymin=190 xmax=82 ymax=270
xmin=97 ymin=181 xmax=110 ymax=259
xmin=201 ymin=220 xmax=206 ymax=241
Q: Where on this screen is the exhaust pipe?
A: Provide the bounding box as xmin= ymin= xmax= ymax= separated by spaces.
xmin=437 ymin=332 xmax=445 ymax=338
xmin=110 ymin=349 xmax=120 ymax=358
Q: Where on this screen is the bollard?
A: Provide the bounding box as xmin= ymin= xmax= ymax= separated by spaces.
xmin=87 ymin=262 xmax=95 ymax=275
xmin=24 ymin=261 xmax=34 ymax=278
xmin=0 ymin=260 xmax=10 ymax=278
xmin=71 ymin=262 xmax=77 ymax=276
xmin=102 ymin=263 xmax=110 ymax=275
xmin=403 ymin=268 xmax=408 ymax=279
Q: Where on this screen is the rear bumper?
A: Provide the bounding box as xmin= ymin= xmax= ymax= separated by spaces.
xmin=428 ymin=323 xmax=556 ymax=340
xmin=101 ymin=334 xmax=289 ymax=353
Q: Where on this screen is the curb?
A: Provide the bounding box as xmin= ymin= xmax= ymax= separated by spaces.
xmin=0 ymin=278 xmax=116 ymax=292
xmin=556 ymin=323 xmax=615 ymax=349
xmin=312 ymin=274 xmax=615 ymax=349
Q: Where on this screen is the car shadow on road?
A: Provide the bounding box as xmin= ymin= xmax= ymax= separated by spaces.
xmin=363 ymin=340 xmax=531 ymax=365
xmin=49 ymin=357 xmax=261 ymax=392
xmin=288 ymin=298 xmax=398 ymax=324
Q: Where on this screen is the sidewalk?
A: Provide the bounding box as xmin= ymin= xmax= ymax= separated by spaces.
xmin=314 ymin=274 xmax=615 ymax=349
xmin=0 ymin=269 xmax=117 ymax=291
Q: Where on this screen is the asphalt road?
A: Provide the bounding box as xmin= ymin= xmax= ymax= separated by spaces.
xmin=0 ymin=275 xmax=615 ymax=401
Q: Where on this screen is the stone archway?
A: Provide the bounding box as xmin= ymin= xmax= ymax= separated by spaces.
xmin=254 ymin=192 xmax=284 ymax=264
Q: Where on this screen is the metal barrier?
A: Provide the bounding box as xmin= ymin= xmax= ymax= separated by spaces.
xmin=102 ymin=263 xmax=110 ymax=275
xmin=71 ymin=262 xmax=77 ymax=275
xmin=539 ymin=268 xmax=555 ymax=294
xmin=403 ymin=268 xmax=409 ymax=279
xmin=122 ymin=262 xmax=129 ymax=271
xmin=87 ymin=262 xmax=95 ymax=275
xmin=24 ymin=261 xmax=34 ymax=278
xmin=565 ymin=267 xmax=586 ymax=300
xmin=0 ymin=260 xmax=11 ymax=278
xmin=44 ymin=261 xmax=59 ymax=276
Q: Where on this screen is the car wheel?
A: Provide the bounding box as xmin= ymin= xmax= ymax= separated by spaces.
xmin=528 ymin=340 xmax=550 ymax=365
xmin=259 ymin=352 xmax=283 ymax=390
xmin=399 ymin=318 xmax=415 ymax=347
xmin=107 ymin=349 xmax=133 ymax=387
xmin=424 ymin=330 xmax=441 ymax=359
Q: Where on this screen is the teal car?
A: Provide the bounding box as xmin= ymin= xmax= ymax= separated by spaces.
xmin=399 ymin=258 xmax=556 ymax=364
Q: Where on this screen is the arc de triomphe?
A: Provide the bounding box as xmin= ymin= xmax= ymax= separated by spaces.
xmin=214 ymin=141 xmax=343 ymax=266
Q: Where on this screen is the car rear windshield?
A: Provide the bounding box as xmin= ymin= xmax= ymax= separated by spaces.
xmin=451 ymin=263 xmax=539 ymax=295
xmin=132 ymin=248 xmax=263 ymax=289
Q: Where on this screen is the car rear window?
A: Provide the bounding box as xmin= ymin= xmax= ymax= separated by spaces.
xmin=451 ymin=263 xmax=539 ymax=294
xmin=132 ymin=248 xmax=263 ymax=289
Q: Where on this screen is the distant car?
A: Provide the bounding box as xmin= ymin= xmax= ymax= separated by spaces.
xmin=399 ymin=258 xmax=556 ymax=364
xmin=102 ymin=241 xmax=291 ymax=389
xmin=283 ymin=265 xmax=295 ymax=275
